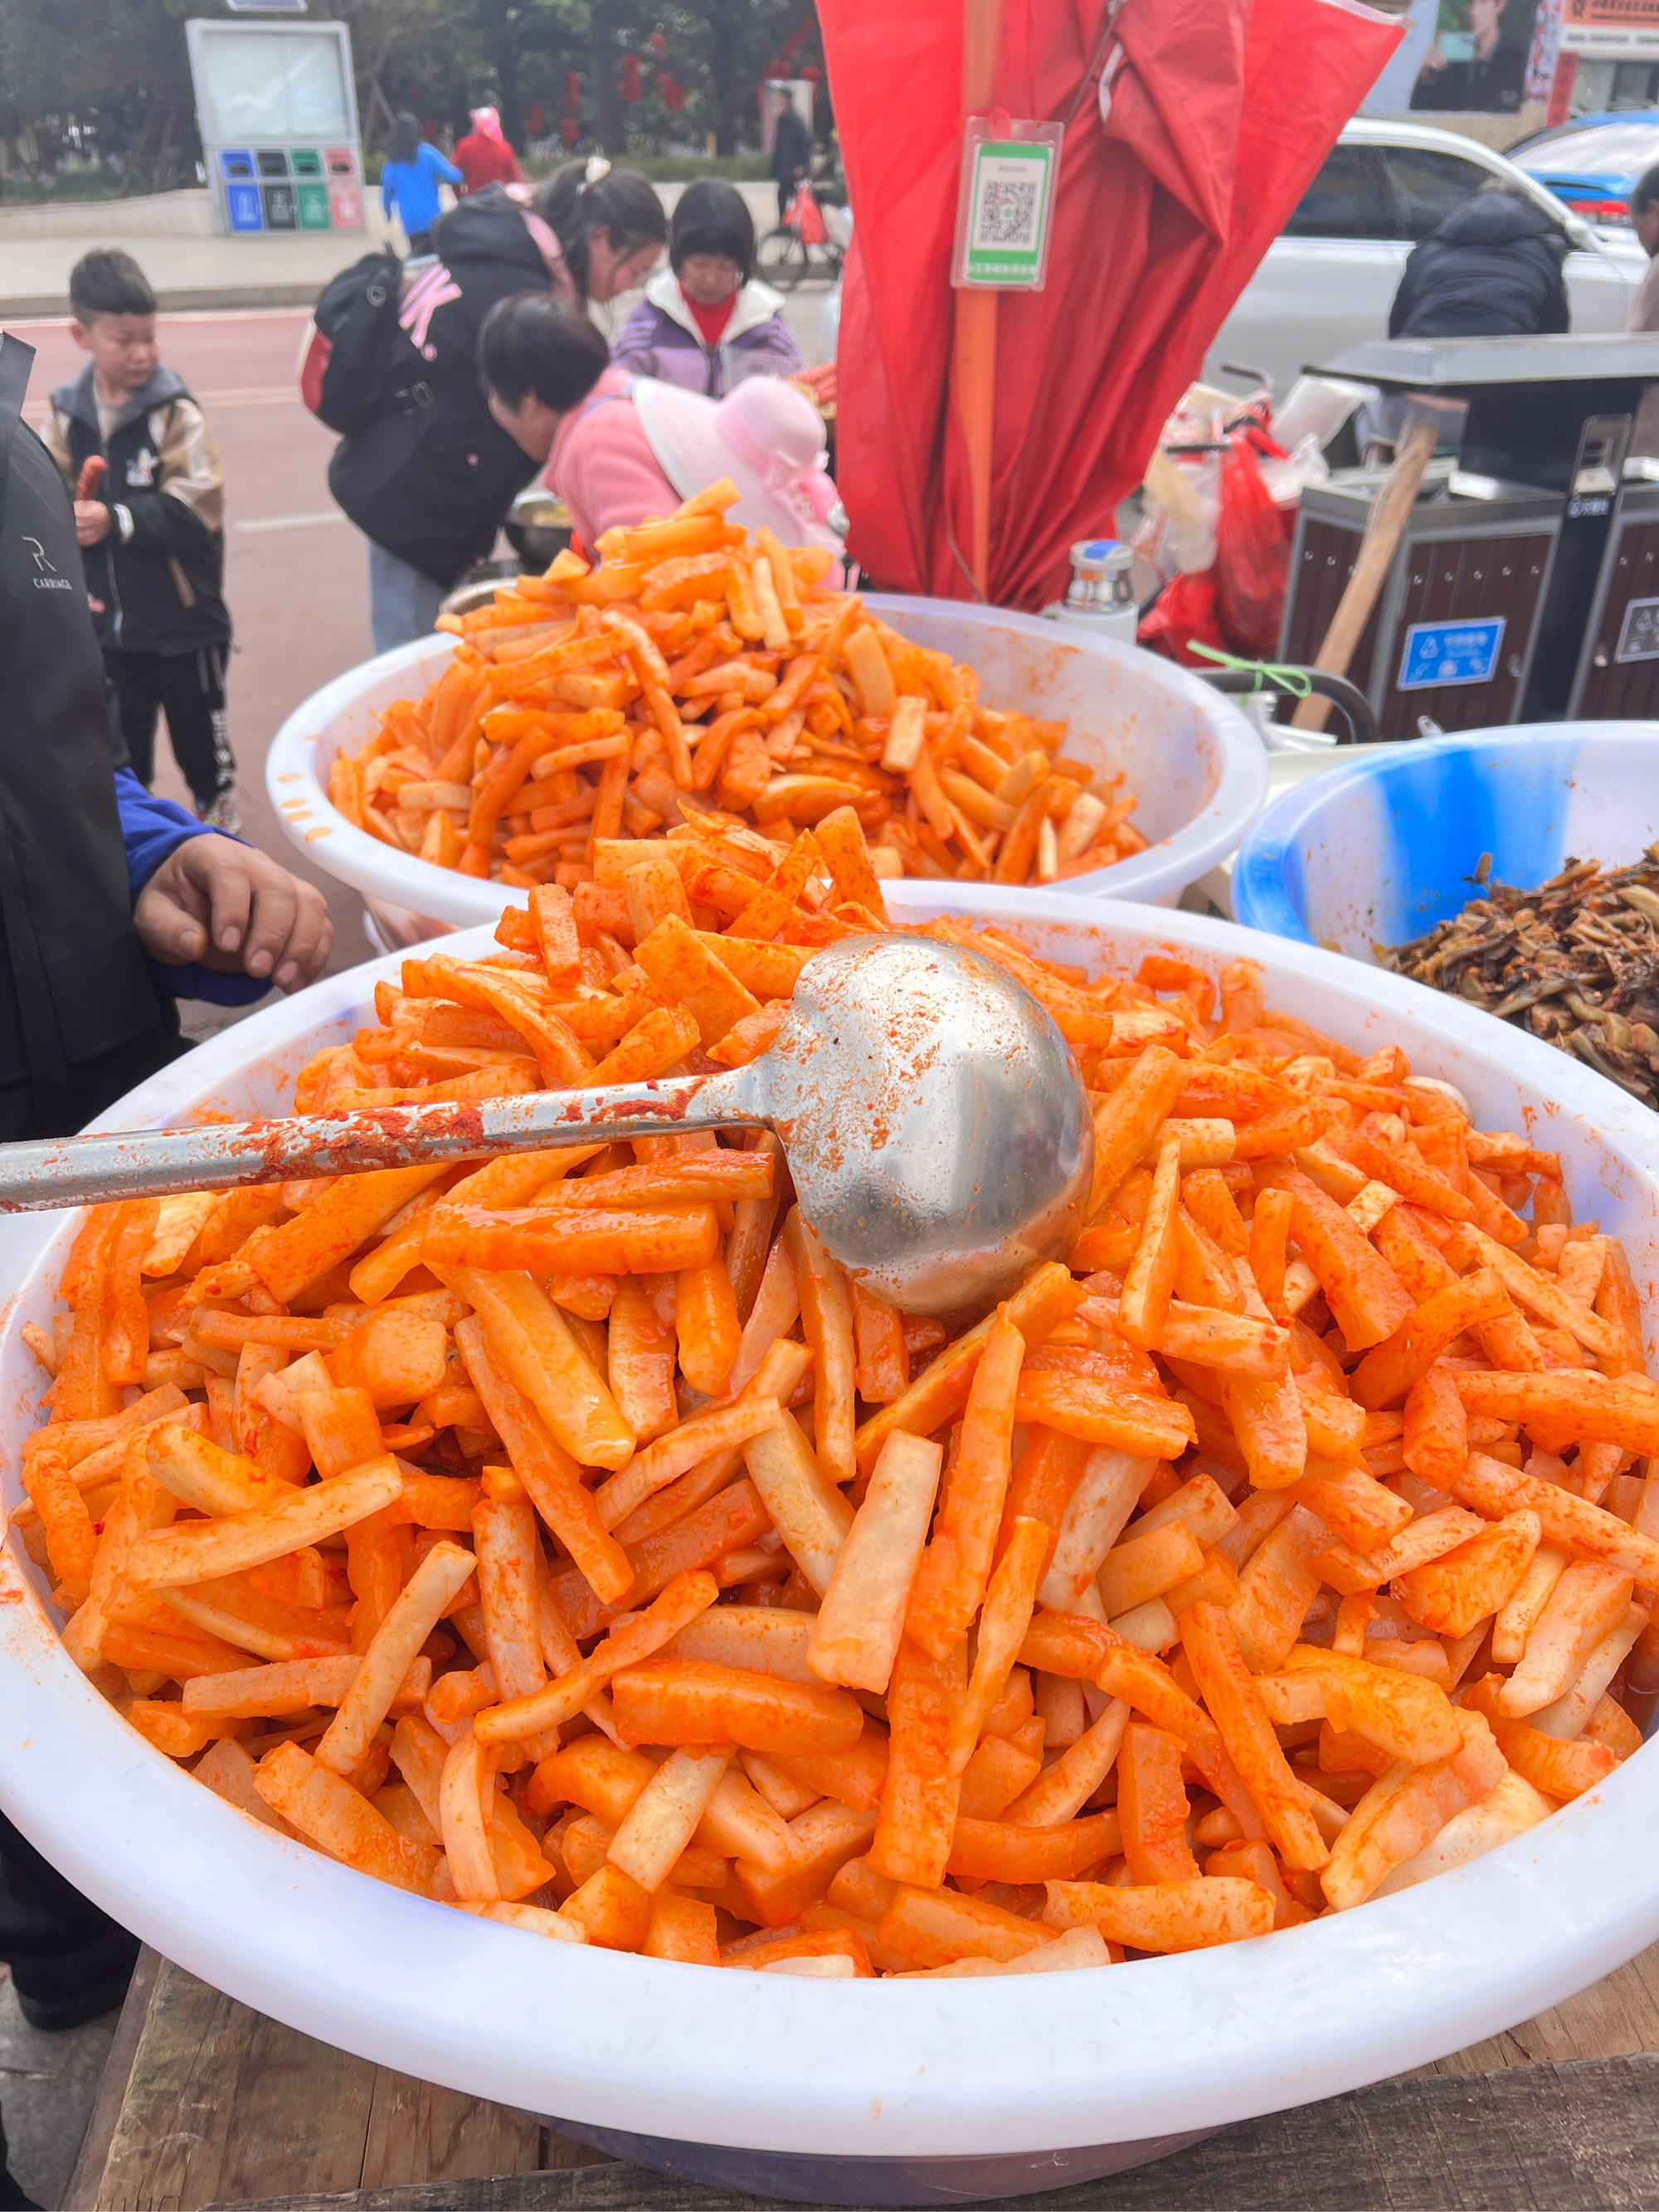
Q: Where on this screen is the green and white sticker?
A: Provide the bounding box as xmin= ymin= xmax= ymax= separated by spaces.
xmin=958 ymin=132 xmax=1058 ymax=289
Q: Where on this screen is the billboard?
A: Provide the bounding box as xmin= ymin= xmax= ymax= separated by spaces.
xmin=1564 ymin=0 xmax=1659 ymax=22
xmin=1408 ymin=0 xmax=1543 ymax=112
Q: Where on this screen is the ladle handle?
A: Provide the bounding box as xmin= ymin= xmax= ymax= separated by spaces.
xmin=0 ymin=1064 xmax=772 ymax=1213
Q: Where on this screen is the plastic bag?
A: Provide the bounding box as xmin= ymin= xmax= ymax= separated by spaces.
xmin=1136 ymin=446 xmax=1220 ymax=578
xmin=790 ymin=182 xmax=829 ymax=246
xmin=1214 ymin=435 xmax=1289 ymax=659
xmin=1258 ymin=431 xmax=1329 ymax=513
xmin=1137 ymin=570 xmax=1227 ymax=668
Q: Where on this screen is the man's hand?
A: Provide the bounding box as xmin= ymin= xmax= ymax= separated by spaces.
xmin=135 ymin=837 xmax=333 ymax=994
xmin=75 ymin=500 xmax=112 ymax=547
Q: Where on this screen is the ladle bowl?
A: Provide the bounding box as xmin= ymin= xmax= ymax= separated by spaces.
xmin=0 ymin=936 xmax=1094 ymax=1317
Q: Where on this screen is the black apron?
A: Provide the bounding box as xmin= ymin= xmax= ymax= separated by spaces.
xmin=0 ymin=333 xmax=178 ymax=1139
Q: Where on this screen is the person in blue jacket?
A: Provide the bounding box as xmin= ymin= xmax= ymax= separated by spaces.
xmin=379 ymin=112 xmax=463 ymax=255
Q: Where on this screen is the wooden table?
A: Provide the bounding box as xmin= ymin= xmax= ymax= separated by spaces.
xmin=66 ymin=1943 xmax=1659 ymax=2211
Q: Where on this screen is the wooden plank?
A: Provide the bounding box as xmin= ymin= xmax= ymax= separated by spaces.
xmin=1292 ymin=416 xmax=1438 ymax=732
xmin=358 ymin=2069 xmax=543 ymax=2193
xmin=95 ymin=1962 xmax=381 ymax=2211
xmin=199 ymin=2054 xmax=1659 ymax=2211
xmin=1421 ymin=1944 xmax=1659 ymax=2079
xmin=90 ymin=1957 xmax=548 ymax=2211
xmin=88 ymin=1955 xmax=1659 ymax=2212
xmin=542 ymin=2129 xmax=620 ymax=2175
xmin=63 ymin=1943 xmax=163 ymax=2212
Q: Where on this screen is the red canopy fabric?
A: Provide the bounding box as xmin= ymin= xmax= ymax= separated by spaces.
xmin=822 ymin=0 xmax=1401 ymax=610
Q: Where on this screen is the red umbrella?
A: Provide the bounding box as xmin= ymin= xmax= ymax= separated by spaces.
xmin=821 ymin=0 xmax=1402 ymax=611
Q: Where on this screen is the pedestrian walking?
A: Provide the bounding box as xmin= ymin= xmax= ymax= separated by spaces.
xmin=378 ymin=112 xmax=462 ymax=255
xmin=44 ymin=250 xmax=239 ymax=829
xmin=611 ymin=179 xmax=802 ymax=398
xmin=452 ymin=105 xmax=523 ymax=197
xmin=769 ymin=88 xmax=813 ymax=224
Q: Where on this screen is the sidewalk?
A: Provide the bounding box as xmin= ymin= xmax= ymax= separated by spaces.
xmin=0 ymin=224 xmax=393 ymax=317
xmin=0 ymin=181 xmax=788 ymax=319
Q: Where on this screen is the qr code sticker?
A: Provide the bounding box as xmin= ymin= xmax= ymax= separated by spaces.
xmin=977 ymin=175 xmax=1039 ymax=250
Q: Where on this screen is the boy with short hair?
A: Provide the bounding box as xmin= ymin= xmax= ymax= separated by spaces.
xmin=44 ymin=248 xmax=239 ymax=829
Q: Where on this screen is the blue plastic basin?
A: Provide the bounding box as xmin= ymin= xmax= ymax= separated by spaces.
xmin=1231 ymin=722 xmax=1659 ymax=955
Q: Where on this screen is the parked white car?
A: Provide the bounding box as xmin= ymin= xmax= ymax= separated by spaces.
xmin=1204 ymin=118 xmax=1644 ymax=401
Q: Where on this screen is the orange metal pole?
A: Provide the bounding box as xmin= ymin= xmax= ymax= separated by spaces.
xmin=953 ymin=0 xmax=1002 ymax=598
xmin=954 ymin=291 xmax=997 ymax=597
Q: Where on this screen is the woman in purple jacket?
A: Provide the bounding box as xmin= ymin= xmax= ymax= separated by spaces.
xmin=610 ymin=178 xmax=803 ymax=400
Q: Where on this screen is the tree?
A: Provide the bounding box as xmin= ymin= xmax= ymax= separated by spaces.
xmin=0 ymin=0 xmax=191 ymax=191
xmin=442 ymin=0 xmax=589 ymax=153
xmin=592 ymin=0 xmax=635 ymax=153
xmin=667 ymin=0 xmax=820 ymax=155
xmin=1 ymin=0 xmax=469 ymax=184
xmin=0 ymin=0 xmax=826 ymax=187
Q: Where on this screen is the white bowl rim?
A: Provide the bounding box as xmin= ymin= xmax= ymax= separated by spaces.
xmin=0 ymin=884 xmax=1654 ymax=2161
xmin=262 ymin=601 xmax=1268 ymax=925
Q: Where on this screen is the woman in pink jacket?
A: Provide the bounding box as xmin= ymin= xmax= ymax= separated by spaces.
xmin=481 ymin=294 xmax=842 ymax=560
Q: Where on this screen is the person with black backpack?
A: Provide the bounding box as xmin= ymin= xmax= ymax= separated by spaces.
xmin=310 ymin=157 xmax=666 ymax=653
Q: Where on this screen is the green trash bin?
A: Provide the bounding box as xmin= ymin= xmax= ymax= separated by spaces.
xmin=296 ymin=179 xmax=332 ymax=230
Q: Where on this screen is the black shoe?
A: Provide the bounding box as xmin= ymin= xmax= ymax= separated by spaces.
xmin=13 ymin=1956 xmax=134 ymax=2034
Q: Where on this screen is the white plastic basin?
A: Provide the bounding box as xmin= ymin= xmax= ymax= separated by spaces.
xmin=2 ymin=884 xmax=1655 ymax=2203
xmin=265 ymin=600 xmax=1268 ymax=932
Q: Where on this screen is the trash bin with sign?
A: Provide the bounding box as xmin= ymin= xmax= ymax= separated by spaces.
xmin=1566 ymin=472 xmax=1659 ymax=717
xmin=187 ymin=20 xmax=365 ymax=238
xmin=1278 ymin=462 xmax=1561 ymax=737
xmin=1279 ymin=334 xmax=1659 ymax=732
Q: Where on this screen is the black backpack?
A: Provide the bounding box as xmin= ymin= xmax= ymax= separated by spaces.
xmin=299 ymin=250 xmax=406 ymax=435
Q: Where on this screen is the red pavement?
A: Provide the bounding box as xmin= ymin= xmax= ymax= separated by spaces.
xmin=15 ymin=309 xmax=375 ymax=975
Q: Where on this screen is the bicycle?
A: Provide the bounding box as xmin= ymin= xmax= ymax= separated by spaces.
xmin=757 ymin=179 xmax=844 ymax=291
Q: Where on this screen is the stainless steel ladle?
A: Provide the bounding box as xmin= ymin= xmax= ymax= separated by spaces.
xmin=0 ymin=936 xmax=1094 ymax=1315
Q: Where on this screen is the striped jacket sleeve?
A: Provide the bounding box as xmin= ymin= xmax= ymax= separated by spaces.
xmin=40 ymin=403 xmax=78 ymax=493
xmin=109 ymin=398 xmax=225 ymax=550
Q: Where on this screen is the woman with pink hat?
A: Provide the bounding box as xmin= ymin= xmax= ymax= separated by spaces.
xmin=552 ymin=369 xmax=840 ymax=555
xmin=479 ymin=294 xmax=841 ymax=558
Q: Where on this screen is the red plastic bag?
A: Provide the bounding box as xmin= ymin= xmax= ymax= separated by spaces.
xmin=790 ymin=182 xmax=829 ymax=246
xmin=1137 ymin=570 xmax=1227 ymax=668
xmin=1214 ymin=435 xmax=1290 ymax=659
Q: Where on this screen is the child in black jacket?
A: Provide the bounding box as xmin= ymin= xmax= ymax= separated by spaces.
xmin=45 ymin=250 xmax=238 ymax=829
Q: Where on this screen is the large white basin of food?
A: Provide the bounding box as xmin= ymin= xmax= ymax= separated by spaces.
xmin=1 ymin=882 xmax=1655 ymax=2200
xmin=264 ymin=600 xmax=1268 ymax=932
